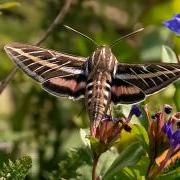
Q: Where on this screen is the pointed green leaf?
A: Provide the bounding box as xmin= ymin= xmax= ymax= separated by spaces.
xmin=161 ymin=45 xmax=178 ymax=63
xmin=98 ymin=149 xmax=119 ymax=176
xmin=116 ymin=124 xmax=149 ymax=153
xmin=103 ymin=142 xmax=144 ymax=179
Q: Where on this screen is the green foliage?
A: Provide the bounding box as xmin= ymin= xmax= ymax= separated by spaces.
xmin=47 ymin=147 xmax=92 ymax=180
xmin=103 ymin=142 xmax=144 ymax=179
xmin=0 ymin=156 xmax=32 ymax=180
xmin=116 ymin=124 xmax=149 ymax=152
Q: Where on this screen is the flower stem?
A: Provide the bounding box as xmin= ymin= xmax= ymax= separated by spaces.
xmin=92 ymin=155 xmax=100 ymax=180
xmin=155 ymin=148 xmax=172 ymax=175
xmin=148 ymin=147 xmax=173 ymax=179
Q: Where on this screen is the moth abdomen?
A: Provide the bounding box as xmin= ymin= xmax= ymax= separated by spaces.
xmin=85 ymin=72 xmax=112 ymax=124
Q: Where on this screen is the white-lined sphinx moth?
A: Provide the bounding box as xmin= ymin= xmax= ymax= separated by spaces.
xmin=4 ymin=43 xmax=180 ymax=127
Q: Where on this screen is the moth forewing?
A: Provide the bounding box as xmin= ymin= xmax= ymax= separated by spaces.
xmin=4 ymin=43 xmax=88 ymax=99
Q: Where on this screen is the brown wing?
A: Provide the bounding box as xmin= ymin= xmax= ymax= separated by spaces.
xmin=111 ymin=78 xmax=145 ymax=104
xmin=4 ymin=42 xmax=87 ymax=99
xmin=112 ymin=63 xmax=180 ymax=104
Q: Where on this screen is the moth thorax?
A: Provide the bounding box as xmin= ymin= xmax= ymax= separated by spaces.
xmin=90 ymin=46 xmax=116 ymax=73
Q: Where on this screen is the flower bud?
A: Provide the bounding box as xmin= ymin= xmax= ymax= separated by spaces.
xmin=164 ymin=104 xmax=173 ymax=114
xmin=131 ymin=105 xmax=142 ymax=117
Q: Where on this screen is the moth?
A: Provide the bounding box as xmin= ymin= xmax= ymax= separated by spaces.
xmin=4 ymin=36 xmax=180 ymax=128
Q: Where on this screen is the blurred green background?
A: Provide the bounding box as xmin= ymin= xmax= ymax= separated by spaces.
xmin=0 ymin=0 xmax=180 ymax=179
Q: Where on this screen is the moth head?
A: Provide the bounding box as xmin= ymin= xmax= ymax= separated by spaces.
xmin=87 ymin=45 xmax=117 ymax=73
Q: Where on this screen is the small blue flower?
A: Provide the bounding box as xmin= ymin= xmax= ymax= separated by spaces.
xmin=164 ymin=14 xmax=180 ymax=34
xmin=172 ymin=129 xmax=180 ymax=145
xmin=163 ymin=122 xmax=180 ymax=148
xmin=131 ymin=105 xmax=142 ymax=117
xmin=163 ymin=123 xmax=173 ymax=139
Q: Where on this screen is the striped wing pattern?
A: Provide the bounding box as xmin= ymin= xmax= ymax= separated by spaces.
xmin=111 ymin=78 xmax=146 ymax=104
xmin=4 ymin=43 xmax=180 ymax=105
xmin=4 ymin=43 xmax=87 ymax=99
xmin=112 ymin=63 xmax=180 ymax=104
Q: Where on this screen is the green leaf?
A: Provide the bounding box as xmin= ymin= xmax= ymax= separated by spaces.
xmin=0 ymin=156 xmax=32 ymax=179
xmin=161 ymin=45 xmax=178 ymax=63
xmin=47 ymin=147 xmax=92 ymax=180
xmin=131 ymin=124 xmax=149 ymax=151
xmin=98 ymin=149 xmax=119 ymax=176
xmin=115 ymin=124 xmax=149 ymax=154
xmin=0 ymin=2 xmax=20 ymax=9
xmin=113 ymin=156 xmax=149 ymax=179
xmin=103 ymin=142 xmax=144 ymax=179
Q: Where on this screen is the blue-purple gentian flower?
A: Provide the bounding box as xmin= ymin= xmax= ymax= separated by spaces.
xmin=164 ymin=14 xmax=180 ymax=34
xmin=130 ymin=104 xmax=142 ymax=117
xmin=163 ymin=122 xmax=180 ymax=148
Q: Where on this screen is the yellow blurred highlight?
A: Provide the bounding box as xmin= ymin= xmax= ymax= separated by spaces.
xmin=0 ymin=87 xmax=14 ymax=116
xmin=172 ymin=0 xmax=180 ymax=12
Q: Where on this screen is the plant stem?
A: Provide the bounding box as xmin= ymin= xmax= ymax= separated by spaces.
xmin=92 ymin=155 xmax=100 ymax=180
xmin=155 ymin=148 xmax=172 ymax=176
xmin=148 ymin=147 xmax=173 ymax=179
xmin=37 ymin=0 xmax=73 ymax=46
xmin=0 ymin=67 xmax=18 ymax=94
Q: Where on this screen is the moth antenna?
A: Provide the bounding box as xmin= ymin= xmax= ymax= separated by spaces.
xmin=110 ymin=28 xmax=144 ymax=48
xmin=64 ymin=25 xmax=98 ymax=46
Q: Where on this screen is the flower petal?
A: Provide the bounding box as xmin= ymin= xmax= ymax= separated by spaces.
xmin=175 ymin=14 xmax=180 ymax=19
xmin=172 ymin=129 xmax=180 ymax=145
xmin=163 ymin=123 xmax=173 ymax=139
xmin=131 ymin=105 xmax=142 ymax=117
xmin=164 ymin=14 xmax=180 ymax=34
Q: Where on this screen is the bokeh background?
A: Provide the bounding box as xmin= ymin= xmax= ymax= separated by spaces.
xmin=0 ymin=0 xmax=180 ymax=179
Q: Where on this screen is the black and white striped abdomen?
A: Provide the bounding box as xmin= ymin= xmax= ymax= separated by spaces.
xmin=85 ymin=72 xmax=112 ymax=123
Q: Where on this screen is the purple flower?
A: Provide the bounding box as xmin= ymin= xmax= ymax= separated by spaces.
xmin=91 ymin=115 xmax=122 ymax=145
xmin=163 ymin=122 xmax=180 ymax=148
xmin=131 ymin=105 xmax=142 ymax=117
xmin=164 ymin=14 xmax=180 ymax=34
xmin=172 ymin=129 xmax=180 ymax=144
xmin=163 ymin=123 xmax=173 ymax=139
xmin=91 ymin=113 xmax=132 ymax=145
